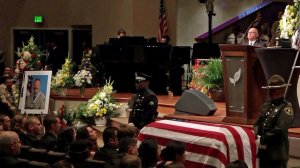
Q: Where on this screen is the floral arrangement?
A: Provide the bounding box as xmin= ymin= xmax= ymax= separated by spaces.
xmin=15 ymin=35 xmax=43 ymax=73
xmin=280 ymin=1 xmax=300 ymax=40
xmin=77 ymin=78 xmax=120 ymax=124
xmin=0 ymin=83 xmax=19 ymax=113
xmin=79 ymin=49 xmax=95 ymax=73
xmin=51 ymin=56 xmax=75 ymax=90
xmin=188 ymin=59 xmax=207 ymax=93
xmin=57 ymin=105 xmax=77 ymax=127
xmin=73 ymin=69 xmax=92 ymax=88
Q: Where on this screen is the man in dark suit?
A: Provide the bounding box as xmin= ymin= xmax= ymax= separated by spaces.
xmin=40 ymin=114 xmax=61 ymax=150
xmin=244 ymin=27 xmax=266 ymax=47
xmin=128 ymin=73 xmax=158 ymax=129
xmin=0 ymin=131 xmax=29 ymax=168
xmin=46 ymin=41 xmax=65 ymax=74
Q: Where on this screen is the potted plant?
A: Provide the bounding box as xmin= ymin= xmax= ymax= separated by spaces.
xmin=198 ymin=58 xmax=224 ymax=102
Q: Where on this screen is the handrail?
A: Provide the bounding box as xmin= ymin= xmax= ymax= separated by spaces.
xmin=194 ymin=1 xmax=274 ymax=42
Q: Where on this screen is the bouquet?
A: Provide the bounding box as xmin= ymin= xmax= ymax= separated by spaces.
xmin=51 ymin=56 xmax=74 ymax=90
xmin=15 ymin=35 xmax=43 ymax=73
xmin=280 ymin=1 xmax=300 ymax=40
xmin=73 ymin=69 xmax=92 ymax=88
xmin=77 ymin=78 xmax=120 ymax=124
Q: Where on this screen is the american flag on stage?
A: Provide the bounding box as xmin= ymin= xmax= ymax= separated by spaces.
xmin=157 ymin=0 xmax=168 ymax=43
xmin=138 ymin=120 xmax=257 ymax=168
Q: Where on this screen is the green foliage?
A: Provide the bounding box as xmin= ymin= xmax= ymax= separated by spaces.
xmin=198 ymin=58 xmax=223 ymax=90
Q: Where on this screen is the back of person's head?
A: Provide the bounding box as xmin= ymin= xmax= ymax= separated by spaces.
xmin=102 ymin=126 xmax=118 ymax=146
xmin=119 ymin=155 xmax=142 ymax=168
xmin=43 ymin=114 xmax=59 ymax=131
xmin=119 ymin=136 xmax=138 ymax=155
xmin=161 ymin=141 xmax=185 ymax=162
xmin=225 ymin=160 xmax=248 ymax=168
xmin=0 ymin=131 xmax=21 ymax=155
xmin=68 ymin=139 xmax=90 ymax=162
xmin=56 ymin=126 xmax=76 ymax=152
xmin=138 ymin=137 xmax=159 ymax=167
xmin=76 ymin=126 xmax=89 ymax=140
xmin=11 ymin=114 xmax=25 ymax=131
xmin=51 ymin=160 xmax=74 ymax=168
xmin=118 ymin=124 xmax=139 ymax=140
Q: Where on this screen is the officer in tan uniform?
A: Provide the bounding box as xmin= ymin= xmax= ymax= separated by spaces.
xmin=254 ymin=75 xmax=294 ymax=168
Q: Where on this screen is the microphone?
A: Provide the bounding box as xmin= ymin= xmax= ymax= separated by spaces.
xmin=238 ymin=19 xmax=260 ymax=44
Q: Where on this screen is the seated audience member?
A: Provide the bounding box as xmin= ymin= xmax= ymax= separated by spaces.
xmin=55 ymin=126 xmax=76 ymax=153
xmin=226 ymin=25 xmax=244 ymax=44
xmin=51 ymin=159 xmax=74 ymax=168
xmin=138 ymin=138 xmax=160 ymax=168
xmin=120 ymin=155 xmax=142 ymax=168
xmin=76 ymin=125 xmax=98 ymax=152
xmin=67 ymin=139 xmax=90 ymax=167
xmin=157 ymin=141 xmax=186 ymax=168
xmin=0 ymin=76 xmax=17 ymax=117
xmin=119 ymin=136 xmax=138 ymax=156
xmin=23 ymin=116 xmax=43 ymax=146
xmin=117 ymin=28 xmax=126 ymax=38
xmin=225 ymin=160 xmax=248 ymax=168
xmin=244 ymin=27 xmax=266 ymax=47
xmin=0 ymin=131 xmax=29 ymax=168
xmin=93 ymin=126 xmax=119 ymax=166
xmin=0 ymin=114 xmax=11 ymax=131
xmin=40 ymin=114 xmax=61 ymax=150
xmin=159 ymin=35 xmax=171 ymax=45
xmin=259 ymin=23 xmax=270 ymax=46
xmin=117 ymin=124 xmax=139 ymax=141
xmin=10 ymin=115 xmax=26 ymax=144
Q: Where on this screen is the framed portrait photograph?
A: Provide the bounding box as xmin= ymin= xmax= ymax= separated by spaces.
xmin=20 ymin=71 xmax=52 ymax=114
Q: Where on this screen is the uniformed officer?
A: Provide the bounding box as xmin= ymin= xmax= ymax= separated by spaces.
xmin=254 ymin=75 xmax=295 ymax=168
xmin=128 ymin=73 xmax=158 ymax=129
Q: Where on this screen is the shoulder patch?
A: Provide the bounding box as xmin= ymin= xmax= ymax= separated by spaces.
xmin=284 ymin=106 xmax=293 ymax=115
xmin=149 ymin=101 xmax=154 ymax=106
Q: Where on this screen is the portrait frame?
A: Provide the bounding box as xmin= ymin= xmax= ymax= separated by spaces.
xmin=20 ymin=71 xmax=52 ymax=114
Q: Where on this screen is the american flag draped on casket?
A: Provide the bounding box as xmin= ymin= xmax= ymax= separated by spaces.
xmin=138 ymin=120 xmax=256 ymax=168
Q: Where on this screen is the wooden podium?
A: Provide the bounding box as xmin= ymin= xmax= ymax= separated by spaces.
xmin=219 ymin=44 xmax=267 ymax=124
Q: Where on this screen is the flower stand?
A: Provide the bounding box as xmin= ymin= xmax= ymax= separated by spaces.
xmin=95 ymin=117 xmax=107 ymax=126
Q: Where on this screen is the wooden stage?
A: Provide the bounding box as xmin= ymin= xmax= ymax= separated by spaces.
xmin=51 ymin=88 xmax=300 ymax=138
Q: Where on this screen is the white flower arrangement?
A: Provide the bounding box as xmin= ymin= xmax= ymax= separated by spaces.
xmin=280 ymin=1 xmax=300 ymax=39
xmin=73 ymin=70 xmax=92 ymax=87
xmin=78 ymin=78 xmax=120 ymax=120
xmin=15 ymin=35 xmax=43 ymax=72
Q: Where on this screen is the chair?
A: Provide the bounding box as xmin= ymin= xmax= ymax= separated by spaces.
xmin=28 ymin=161 xmax=50 ymax=168
xmin=18 ymin=145 xmax=31 ymax=160
xmin=46 ymin=151 xmax=66 ymax=164
xmin=85 ymin=159 xmax=105 ymax=168
xmin=28 ymin=148 xmax=48 ymax=162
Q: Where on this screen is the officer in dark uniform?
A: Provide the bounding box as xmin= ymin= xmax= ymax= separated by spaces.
xmin=254 ymin=75 xmax=294 ymax=168
xmin=128 ymin=73 xmax=158 ymax=129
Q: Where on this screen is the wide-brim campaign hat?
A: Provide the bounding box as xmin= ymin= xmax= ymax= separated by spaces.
xmin=261 ymin=75 xmax=291 ymax=89
xmin=135 ymin=72 xmax=152 ymax=83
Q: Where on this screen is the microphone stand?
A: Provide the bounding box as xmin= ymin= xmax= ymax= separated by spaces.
xmin=206 ymin=0 xmax=215 ymax=44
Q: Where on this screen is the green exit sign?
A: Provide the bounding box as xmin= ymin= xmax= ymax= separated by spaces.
xmin=34 ymin=16 xmax=43 ymax=23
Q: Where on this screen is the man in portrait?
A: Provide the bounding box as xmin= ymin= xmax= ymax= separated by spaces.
xmin=25 ymin=78 xmax=46 ymax=109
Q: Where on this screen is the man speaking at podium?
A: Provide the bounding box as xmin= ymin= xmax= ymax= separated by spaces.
xmin=128 ymin=73 xmax=158 ymax=129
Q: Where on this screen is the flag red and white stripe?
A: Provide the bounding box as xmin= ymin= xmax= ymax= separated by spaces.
xmin=138 ymin=120 xmax=257 ymax=168
xmin=157 ymin=0 xmax=168 ymax=43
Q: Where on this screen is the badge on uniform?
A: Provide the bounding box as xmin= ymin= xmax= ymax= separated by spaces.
xmin=284 ymin=106 xmax=293 ymax=115
xmin=149 ymin=101 xmax=154 ymax=106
